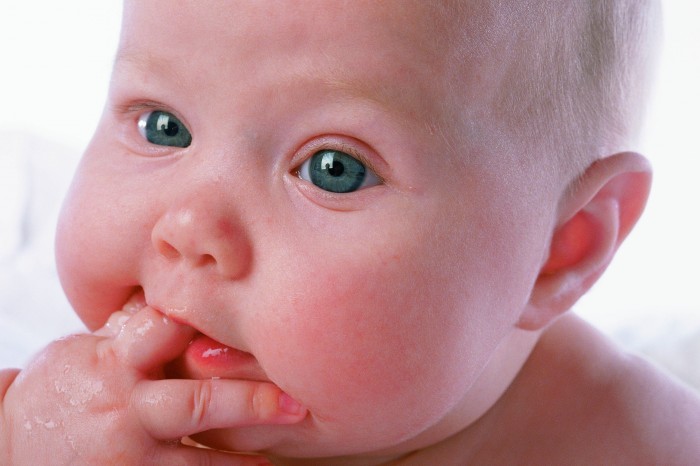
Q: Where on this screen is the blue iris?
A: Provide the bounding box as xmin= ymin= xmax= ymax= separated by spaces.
xmin=138 ymin=110 xmax=192 ymax=148
xmin=303 ymin=149 xmax=369 ymax=193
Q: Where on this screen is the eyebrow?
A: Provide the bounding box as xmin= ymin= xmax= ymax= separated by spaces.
xmin=112 ymin=47 xmax=438 ymax=129
xmin=113 ymin=48 xmax=190 ymax=89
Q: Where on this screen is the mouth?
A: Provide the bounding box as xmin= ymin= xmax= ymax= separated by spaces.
xmin=129 ymin=289 xmax=271 ymax=382
xmin=171 ymin=332 xmax=270 ymax=382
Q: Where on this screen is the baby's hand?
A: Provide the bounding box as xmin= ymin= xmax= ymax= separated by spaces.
xmin=0 ymin=303 xmax=305 ymax=465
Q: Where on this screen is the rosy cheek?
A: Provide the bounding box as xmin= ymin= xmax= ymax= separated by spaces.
xmin=255 ymin=260 xmax=452 ymax=431
xmin=55 ymin=161 xmax=146 ymax=329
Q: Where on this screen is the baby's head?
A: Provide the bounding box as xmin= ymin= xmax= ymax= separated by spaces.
xmin=55 ymin=0 xmax=659 ymax=459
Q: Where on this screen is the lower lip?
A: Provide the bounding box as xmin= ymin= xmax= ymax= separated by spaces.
xmin=184 ymin=334 xmax=256 ymax=375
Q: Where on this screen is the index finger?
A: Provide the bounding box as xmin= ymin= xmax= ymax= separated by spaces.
xmin=133 ymin=378 xmax=307 ymax=440
xmin=109 ymin=306 xmax=196 ymax=373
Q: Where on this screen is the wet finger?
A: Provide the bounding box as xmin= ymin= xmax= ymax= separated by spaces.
xmin=94 ymin=310 xmax=132 ymax=337
xmin=133 ymin=378 xmax=307 ymax=440
xmin=93 ymin=289 xmax=147 ymax=337
xmin=111 ymin=306 xmax=196 ymax=372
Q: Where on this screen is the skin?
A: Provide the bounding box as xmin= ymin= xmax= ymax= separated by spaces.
xmin=0 ymin=297 xmax=304 ymax=465
xmin=3 ymin=1 xmax=699 ymax=464
xmin=57 ymin=1 xmax=558 ymax=459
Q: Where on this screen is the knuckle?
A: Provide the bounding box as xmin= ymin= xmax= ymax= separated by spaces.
xmin=191 ymin=380 xmax=214 ymax=430
xmin=250 ymin=383 xmax=275 ymax=421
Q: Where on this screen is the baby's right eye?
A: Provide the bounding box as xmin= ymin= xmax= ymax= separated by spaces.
xmin=137 ymin=110 xmax=192 ymax=148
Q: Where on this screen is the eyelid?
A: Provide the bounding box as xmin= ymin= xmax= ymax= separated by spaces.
xmin=113 ymin=100 xmax=173 ymax=115
xmin=292 ymin=136 xmax=387 ymax=185
xmin=111 ymin=100 xmax=193 ymax=153
xmin=113 ymin=100 xmax=192 ymax=131
xmin=339 ymin=145 xmax=385 ymax=185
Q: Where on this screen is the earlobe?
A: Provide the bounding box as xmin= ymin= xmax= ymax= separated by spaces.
xmin=517 ymin=152 xmax=652 ymax=331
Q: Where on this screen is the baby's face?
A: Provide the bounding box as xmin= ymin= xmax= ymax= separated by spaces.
xmin=57 ymin=0 xmax=557 ymax=457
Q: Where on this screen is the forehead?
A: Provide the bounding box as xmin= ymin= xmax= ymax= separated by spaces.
xmin=115 ymin=1 xmax=518 ymax=140
xmin=119 ymin=3 xmax=455 ymax=110
xmin=120 ymin=1 xmax=454 ymax=62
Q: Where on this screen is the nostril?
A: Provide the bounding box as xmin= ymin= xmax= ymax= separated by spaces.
xmin=156 ymin=239 xmax=181 ymax=259
xmin=198 ymin=253 xmax=217 ymax=267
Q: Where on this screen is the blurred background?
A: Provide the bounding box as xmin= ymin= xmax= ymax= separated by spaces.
xmin=0 ymin=2 xmax=698 ymax=388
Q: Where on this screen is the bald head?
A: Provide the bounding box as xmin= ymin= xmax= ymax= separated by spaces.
xmin=439 ymin=1 xmax=661 ymax=183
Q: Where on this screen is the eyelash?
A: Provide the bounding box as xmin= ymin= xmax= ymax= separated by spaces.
xmin=113 ymin=102 xmax=386 ymax=188
xmin=113 ymin=101 xmax=192 ymax=153
xmin=292 ymin=139 xmax=385 ymax=184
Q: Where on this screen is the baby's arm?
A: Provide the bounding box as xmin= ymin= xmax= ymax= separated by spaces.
xmin=0 ymin=305 xmax=305 ymax=465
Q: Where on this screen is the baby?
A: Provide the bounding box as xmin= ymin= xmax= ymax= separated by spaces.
xmin=2 ymin=0 xmax=699 ymax=464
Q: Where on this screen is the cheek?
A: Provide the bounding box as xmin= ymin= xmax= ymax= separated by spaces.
xmin=252 ymin=230 xmax=500 ymax=445
xmin=247 ymin=188 xmax=548 ymax=447
xmin=55 ymin=157 xmax=146 ymax=329
xmin=264 ymin=272 xmax=449 ymax=443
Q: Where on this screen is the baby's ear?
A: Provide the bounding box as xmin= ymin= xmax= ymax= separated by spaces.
xmin=517 ymin=152 xmax=652 ymax=331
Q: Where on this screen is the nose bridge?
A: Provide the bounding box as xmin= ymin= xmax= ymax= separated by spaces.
xmin=151 ymin=181 xmax=252 ymax=280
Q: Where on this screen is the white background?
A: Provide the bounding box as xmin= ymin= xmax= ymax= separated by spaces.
xmin=0 ymin=2 xmax=698 ymax=381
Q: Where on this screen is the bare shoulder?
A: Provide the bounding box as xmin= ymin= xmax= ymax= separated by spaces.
xmin=609 ymin=335 xmax=700 ymax=462
xmin=539 ymin=314 xmax=700 ymax=463
xmin=397 ymin=314 xmax=700 ymax=465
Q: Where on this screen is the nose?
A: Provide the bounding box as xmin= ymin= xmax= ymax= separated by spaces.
xmin=151 ymin=197 xmax=252 ymax=280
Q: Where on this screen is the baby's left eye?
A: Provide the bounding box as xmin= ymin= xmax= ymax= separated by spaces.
xmin=298 ymin=149 xmax=380 ymax=193
xmin=137 ymin=110 xmax=192 ymax=148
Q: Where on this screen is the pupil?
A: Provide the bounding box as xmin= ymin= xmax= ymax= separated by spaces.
xmin=308 ymin=150 xmax=366 ymax=193
xmin=325 ymin=160 xmax=345 ymax=177
xmin=161 ymin=120 xmax=179 ymax=137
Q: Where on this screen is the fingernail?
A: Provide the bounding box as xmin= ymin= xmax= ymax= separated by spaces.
xmin=278 ymin=392 xmax=305 ymax=416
